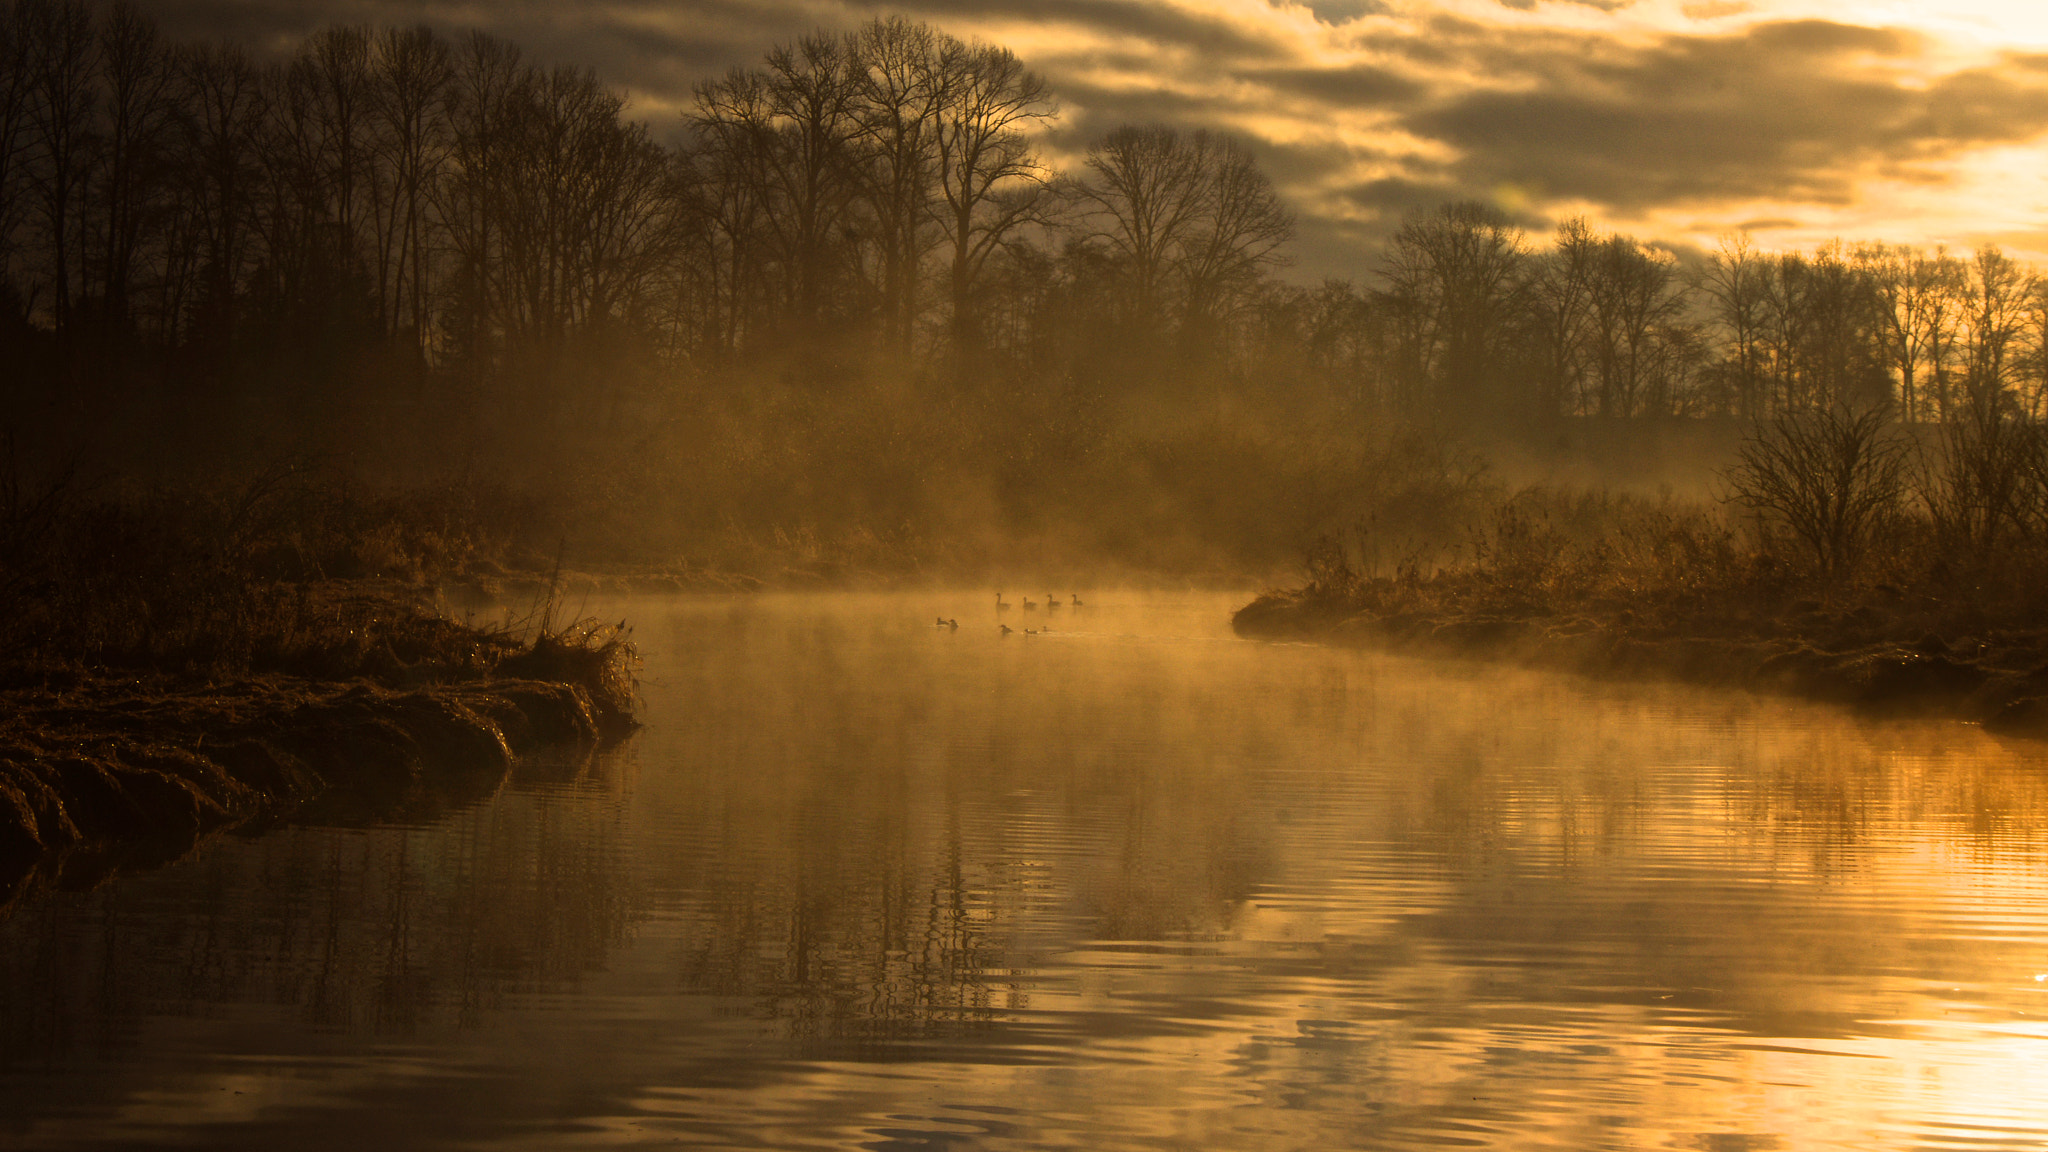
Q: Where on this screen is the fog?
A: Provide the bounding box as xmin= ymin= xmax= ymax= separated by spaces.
xmin=7 ymin=592 xmax=2048 ymax=1150
xmin=7 ymin=3 xmax=2048 ymax=596
xmin=9 ymin=4 xmax=2048 ymax=1148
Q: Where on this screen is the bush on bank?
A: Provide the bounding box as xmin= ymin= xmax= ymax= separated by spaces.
xmin=1239 ymin=407 xmax=2048 ymax=730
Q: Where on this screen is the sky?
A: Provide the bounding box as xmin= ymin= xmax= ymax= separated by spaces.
xmin=143 ymin=0 xmax=2048 ymax=279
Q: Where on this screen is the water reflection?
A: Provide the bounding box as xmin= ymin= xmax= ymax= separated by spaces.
xmin=0 ymin=769 xmax=634 ymax=1059
xmin=3 ymin=593 xmax=2047 ymax=1150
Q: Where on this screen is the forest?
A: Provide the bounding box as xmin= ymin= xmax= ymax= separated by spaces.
xmin=4 ymin=0 xmax=2048 ymax=583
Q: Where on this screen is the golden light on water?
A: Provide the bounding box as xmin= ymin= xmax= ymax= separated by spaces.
xmin=7 ymin=594 xmax=2048 ymax=1148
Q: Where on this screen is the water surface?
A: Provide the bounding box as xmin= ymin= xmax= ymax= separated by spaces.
xmin=4 ymin=592 xmax=2047 ymax=1150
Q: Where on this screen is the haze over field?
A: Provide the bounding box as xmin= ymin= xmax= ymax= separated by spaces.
xmin=131 ymin=0 xmax=2048 ymax=275
xmin=7 ymin=0 xmax=2048 ymax=591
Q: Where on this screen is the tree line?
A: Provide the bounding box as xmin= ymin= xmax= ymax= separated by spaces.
xmin=5 ymin=0 xmax=2047 ymax=492
xmin=0 ymin=3 xmax=1301 ymax=454
xmin=1365 ymin=203 xmax=2048 ymax=429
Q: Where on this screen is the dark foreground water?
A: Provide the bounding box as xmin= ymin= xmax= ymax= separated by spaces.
xmin=3 ymin=592 xmax=2047 ymax=1150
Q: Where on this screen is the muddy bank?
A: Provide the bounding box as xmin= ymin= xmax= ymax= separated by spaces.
xmin=0 ymin=672 xmax=630 ymax=913
xmin=1234 ymin=591 xmax=2048 ymax=738
xmin=0 ymin=602 xmax=638 ymax=914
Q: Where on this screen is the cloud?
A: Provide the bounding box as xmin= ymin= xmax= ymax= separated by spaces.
xmin=129 ymin=0 xmax=2048 ymax=271
xmin=1242 ymin=63 xmax=1422 ymax=106
xmin=1396 ymin=19 xmax=2048 ymax=215
xmin=1496 ymin=0 xmax=1632 ymax=11
xmin=1290 ymin=0 xmax=1390 ymax=23
xmin=878 ymin=0 xmax=1295 ymax=64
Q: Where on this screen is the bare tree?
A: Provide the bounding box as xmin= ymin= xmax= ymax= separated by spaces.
xmin=1958 ymin=244 xmax=2031 ymax=422
xmin=1077 ymin=124 xmax=1209 ymax=328
xmin=1174 ymin=135 xmax=1291 ymax=337
xmin=576 ymin=108 xmax=686 ymax=332
xmin=1911 ymin=246 xmax=2042 ymax=560
xmin=761 ymin=32 xmax=862 ymax=328
xmin=1375 ymin=200 xmax=1525 ymax=419
xmin=849 ymin=17 xmax=942 ymax=356
xmin=1860 ymin=243 xmax=1953 ymax=423
xmin=435 ymin=30 xmax=522 ymax=365
xmin=176 ymin=40 xmax=267 ymax=358
xmin=301 ymin=25 xmax=374 ymax=267
xmin=1779 ymin=242 xmax=1885 ymax=411
xmin=2024 ymin=277 xmax=2048 ymax=421
xmin=19 ymin=0 xmax=98 ymax=331
xmin=1751 ymin=251 xmax=1807 ymax=412
xmin=495 ymin=66 xmax=605 ymax=340
xmin=85 ymin=1 xmax=173 ymax=330
xmin=686 ymin=65 xmax=776 ymax=357
xmin=1697 ymin=234 xmax=1772 ymax=418
xmin=1526 ymin=217 xmax=1596 ymax=418
xmin=932 ymin=37 xmax=1056 ymax=350
xmin=1924 ymin=403 xmax=2033 ymax=558
xmin=1297 ymin=277 xmax=1379 ymax=409
xmin=1584 ymin=234 xmax=1693 ymax=417
xmin=0 ymin=4 xmax=38 ymax=321
xmin=369 ymin=24 xmax=450 ymax=348
xmin=1077 ymin=124 xmax=1289 ymax=359
xmin=1725 ymin=403 xmax=1908 ymax=578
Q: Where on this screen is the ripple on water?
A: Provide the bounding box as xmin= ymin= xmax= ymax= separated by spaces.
xmin=3 ymin=592 xmax=2048 ymax=1150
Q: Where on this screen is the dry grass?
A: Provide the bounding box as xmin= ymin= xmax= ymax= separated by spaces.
xmin=0 ymin=456 xmax=549 ymax=680
xmin=1268 ymin=439 xmax=2048 ymax=670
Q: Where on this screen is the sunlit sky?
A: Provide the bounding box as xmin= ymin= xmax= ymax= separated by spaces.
xmin=148 ymin=0 xmax=2048 ymax=277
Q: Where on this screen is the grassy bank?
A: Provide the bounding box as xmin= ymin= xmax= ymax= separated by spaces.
xmin=1235 ymin=409 xmax=2048 ymax=736
xmin=0 ymin=462 xmax=641 ymax=908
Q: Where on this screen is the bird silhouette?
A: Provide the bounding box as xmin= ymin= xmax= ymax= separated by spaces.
xmin=1022 ymin=597 xmax=1036 ymax=611
xmin=995 ymin=592 xmax=1009 ymax=612
xmin=1070 ymin=594 xmax=1084 ymax=607
xmin=1000 ymin=624 xmax=1014 ymax=635
xmin=1045 ymin=594 xmax=1060 ymax=611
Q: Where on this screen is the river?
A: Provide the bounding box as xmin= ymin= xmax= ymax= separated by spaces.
xmin=3 ymin=591 xmax=2046 ymax=1150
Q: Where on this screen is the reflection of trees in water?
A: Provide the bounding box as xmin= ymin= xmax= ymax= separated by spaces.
xmin=668 ymin=795 xmax=1050 ymax=1049
xmin=1727 ymin=725 xmax=2048 ymax=859
xmin=658 ymin=756 xmax=1279 ymax=1051
xmin=638 ymin=618 xmax=2048 ymax=1067
xmin=1383 ymin=676 xmax=2048 ymax=878
xmin=640 ymin=623 xmax=2031 ymax=1051
xmin=632 ymin=605 xmax=1293 ymax=1051
xmin=0 ymin=770 xmax=637 ymax=1065
xmin=1371 ymin=694 xmax=2048 ymax=1041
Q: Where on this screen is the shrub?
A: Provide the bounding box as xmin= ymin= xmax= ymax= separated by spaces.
xmin=1723 ymin=405 xmax=1908 ymax=580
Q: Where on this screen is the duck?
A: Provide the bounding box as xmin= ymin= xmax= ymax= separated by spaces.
xmin=999 ymin=624 xmax=1013 ymax=635
xmin=935 ymin=617 xmax=958 ymax=629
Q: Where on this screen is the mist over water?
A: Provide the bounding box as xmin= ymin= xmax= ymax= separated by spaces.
xmin=2 ymin=592 xmax=2046 ymax=1150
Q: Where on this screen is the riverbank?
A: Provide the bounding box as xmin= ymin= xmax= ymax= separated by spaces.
xmin=0 ymin=585 xmax=637 ymax=913
xmin=1233 ymin=588 xmax=2048 ymax=738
